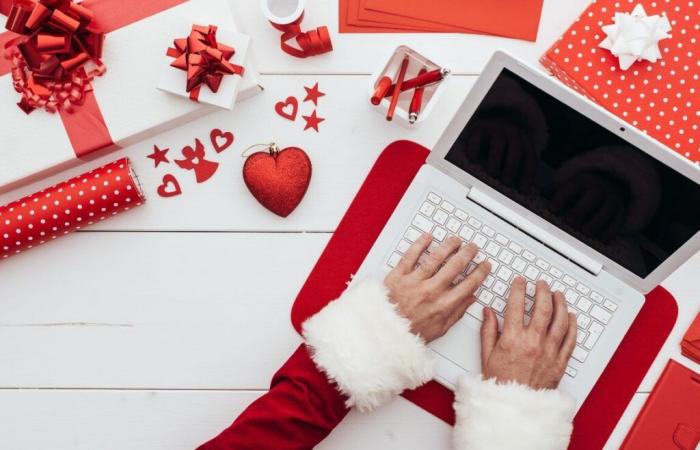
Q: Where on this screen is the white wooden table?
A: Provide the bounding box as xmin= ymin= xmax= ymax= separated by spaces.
xmin=1 ymin=1 xmax=698 ymax=448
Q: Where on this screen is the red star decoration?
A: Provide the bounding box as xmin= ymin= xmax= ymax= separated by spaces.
xmin=302 ymin=82 xmax=325 ymax=106
xmin=147 ymin=145 xmax=170 ymax=167
xmin=302 ymin=110 xmax=325 ymax=132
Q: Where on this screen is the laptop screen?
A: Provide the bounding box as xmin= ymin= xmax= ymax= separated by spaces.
xmin=445 ymin=69 xmax=700 ymax=278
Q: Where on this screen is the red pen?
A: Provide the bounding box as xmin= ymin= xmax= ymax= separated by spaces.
xmin=384 ymin=67 xmax=449 ymax=99
xmin=409 ymin=68 xmax=427 ymax=124
xmin=386 ymin=55 xmax=409 ymax=122
xmin=370 ymin=76 xmax=393 ymax=106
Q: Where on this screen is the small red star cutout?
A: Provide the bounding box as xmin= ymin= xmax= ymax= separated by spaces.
xmin=302 ymin=110 xmax=325 ymax=132
xmin=147 ymin=145 xmax=170 ymax=167
xmin=302 ymin=82 xmax=325 ymax=106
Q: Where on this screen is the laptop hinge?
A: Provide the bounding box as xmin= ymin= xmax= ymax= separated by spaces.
xmin=467 ymin=187 xmax=603 ymax=276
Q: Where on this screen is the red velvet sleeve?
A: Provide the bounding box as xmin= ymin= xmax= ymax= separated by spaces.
xmin=197 ymin=344 xmax=350 ymax=450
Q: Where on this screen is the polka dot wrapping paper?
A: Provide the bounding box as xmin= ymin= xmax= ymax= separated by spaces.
xmin=540 ymin=0 xmax=700 ymax=164
xmin=0 ymin=158 xmax=145 ymax=261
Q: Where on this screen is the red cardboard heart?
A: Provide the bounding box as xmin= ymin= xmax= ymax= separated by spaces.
xmin=275 ymin=96 xmax=299 ymax=121
xmin=157 ymin=174 xmax=182 ymax=198
xmin=210 ymin=128 xmax=234 ymax=153
xmin=243 ymin=146 xmax=312 ymax=217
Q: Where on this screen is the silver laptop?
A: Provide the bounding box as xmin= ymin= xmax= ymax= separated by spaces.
xmin=355 ymin=51 xmax=700 ymax=409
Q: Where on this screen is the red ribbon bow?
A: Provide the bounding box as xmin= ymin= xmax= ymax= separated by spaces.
xmin=3 ymin=0 xmax=106 ymax=114
xmin=166 ymin=24 xmax=244 ymax=102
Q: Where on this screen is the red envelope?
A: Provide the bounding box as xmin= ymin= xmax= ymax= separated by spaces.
xmin=681 ymin=312 xmax=700 ymax=364
xmin=364 ymin=0 xmax=544 ymax=41
xmin=621 ymin=360 xmax=700 ymax=450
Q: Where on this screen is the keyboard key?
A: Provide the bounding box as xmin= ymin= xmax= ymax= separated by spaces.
xmin=572 ymin=346 xmax=589 ymax=363
xmin=473 ymin=251 xmax=487 ymax=264
xmin=576 ymin=314 xmax=592 ymax=329
xmin=565 ymin=366 xmax=577 ymax=377
xmin=404 ymin=227 xmax=422 ymax=242
xmin=492 ymin=280 xmax=508 ymax=296
xmin=525 ymin=298 xmax=534 ymax=313
xmin=563 ymin=275 xmax=577 ymax=286
xmin=441 ymin=201 xmax=455 ymax=213
xmin=525 ymin=282 xmax=536 ymax=297
xmin=446 ymin=217 xmax=461 ymax=232
xmin=496 ymin=267 xmax=513 ymax=282
xmin=482 ymin=226 xmax=496 ymax=237
xmin=387 ymin=252 xmax=401 ymax=268
xmin=419 ymin=202 xmax=436 ymax=217
xmin=576 ymin=283 xmax=591 ymax=295
xmin=478 ymin=290 xmax=494 ymax=305
xmin=524 ymin=265 xmax=540 ymax=281
xmin=453 ymin=274 xmax=465 ymax=285
xmin=508 ymin=242 xmax=523 ymax=254
xmin=466 ymin=302 xmax=486 ymax=321
xmin=483 ymin=275 xmax=495 ymax=288
xmin=487 ymin=258 xmax=500 ymax=274
xmin=473 ymin=234 xmax=488 ymax=248
xmin=427 ymin=192 xmax=441 ymax=204
xmin=590 ymin=305 xmax=612 ymax=324
xmin=465 ymin=262 xmax=476 ymax=275
xmin=433 ymin=227 xmax=447 ymax=241
xmin=522 ymin=250 xmax=536 ymax=262
xmin=427 ymin=241 xmax=439 ymax=253
xmin=603 ymin=299 xmax=618 ymax=312
xmin=412 ymin=214 xmax=433 ymax=233
xmin=564 ymin=289 xmax=579 ymax=305
xmin=549 ymin=266 xmax=563 ymax=278
xmin=458 ymin=226 xmax=475 ymax=241
xmin=468 ymin=217 xmax=483 ymax=228
xmin=433 ymin=209 xmax=449 ymax=225
xmin=492 ymin=298 xmax=507 ymax=313
xmin=495 ymin=233 xmax=509 ymax=245
xmin=535 ymin=258 xmax=550 ymax=271
xmin=584 ymin=322 xmax=604 ymax=350
xmin=455 ymin=209 xmax=469 ymax=221
xmin=538 ymin=273 xmax=554 ymax=285
xmin=485 ymin=241 xmax=501 ymax=257
xmin=512 ymin=257 xmax=527 ymax=273
xmin=590 ymin=291 xmax=604 ymax=303
xmin=577 ymin=297 xmax=593 ymax=312
xmin=576 ymin=330 xmax=587 ymax=344
xmin=498 ymin=249 xmax=515 ymax=265
xmin=397 ymin=239 xmax=411 ymax=253
xmin=551 ymin=281 xmax=567 ymax=294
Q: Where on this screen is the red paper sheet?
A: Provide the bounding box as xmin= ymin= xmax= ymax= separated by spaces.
xmin=364 ymin=0 xmax=544 ymax=41
xmin=292 ymin=140 xmax=678 ymax=449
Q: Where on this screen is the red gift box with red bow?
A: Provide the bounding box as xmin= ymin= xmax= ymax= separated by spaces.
xmin=540 ymin=0 xmax=699 ymax=165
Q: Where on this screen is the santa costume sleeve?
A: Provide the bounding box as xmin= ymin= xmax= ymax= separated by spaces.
xmin=197 ymin=277 xmax=576 ymax=450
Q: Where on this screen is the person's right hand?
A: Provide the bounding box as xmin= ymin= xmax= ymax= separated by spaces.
xmin=480 ymin=277 xmax=577 ymax=390
xmin=385 ymin=234 xmax=491 ymax=343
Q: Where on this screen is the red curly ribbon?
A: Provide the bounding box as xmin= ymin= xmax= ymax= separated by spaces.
xmin=270 ymin=13 xmax=332 ymax=59
xmin=2 ymin=0 xmax=106 ymax=114
xmin=166 ymin=24 xmax=245 ymax=102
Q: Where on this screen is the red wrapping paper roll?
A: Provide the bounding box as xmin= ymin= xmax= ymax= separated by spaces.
xmin=0 ymin=158 xmax=144 ymax=261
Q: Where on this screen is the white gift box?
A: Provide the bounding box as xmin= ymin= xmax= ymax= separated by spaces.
xmin=0 ymin=0 xmax=262 ymax=192
xmin=157 ymin=20 xmax=250 ymax=110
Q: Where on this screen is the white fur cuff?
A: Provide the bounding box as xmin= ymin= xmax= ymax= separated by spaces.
xmin=302 ymin=277 xmax=434 ymax=413
xmin=453 ymin=375 xmax=576 ymax=450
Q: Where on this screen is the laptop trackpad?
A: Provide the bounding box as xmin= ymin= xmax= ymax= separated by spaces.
xmin=429 ymin=315 xmax=483 ymax=386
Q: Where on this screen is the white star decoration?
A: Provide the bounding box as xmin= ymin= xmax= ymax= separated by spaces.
xmin=599 ymin=4 xmax=672 ymax=71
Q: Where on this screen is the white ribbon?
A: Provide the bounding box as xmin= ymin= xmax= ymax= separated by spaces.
xmin=599 ymin=4 xmax=672 ymax=71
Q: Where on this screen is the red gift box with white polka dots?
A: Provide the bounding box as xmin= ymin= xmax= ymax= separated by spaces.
xmin=540 ymin=0 xmax=699 ymax=164
xmin=0 ymin=158 xmax=145 ymax=261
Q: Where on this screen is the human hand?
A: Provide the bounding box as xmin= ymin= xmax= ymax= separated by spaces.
xmin=480 ymin=277 xmax=577 ymax=390
xmin=549 ymin=171 xmax=626 ymax=242
xmin=462 ymin=117 xmax=538 ymax=192
xmin=385 ymin=234 xmax=491 ymax=343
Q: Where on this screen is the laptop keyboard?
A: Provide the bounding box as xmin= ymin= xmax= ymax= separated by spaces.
xmin=386 ymin=191 xmax=620 ymax=378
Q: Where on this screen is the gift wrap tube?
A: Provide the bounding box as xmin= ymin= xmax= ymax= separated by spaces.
xmin=0 ymin=158 xmax=145 ymax=261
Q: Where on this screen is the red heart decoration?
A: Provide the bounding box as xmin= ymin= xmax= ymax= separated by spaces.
xmin=210 ymin=128 xmax=234 ymax=153
xmin=157 ymin=174 xmax=182 ymax=198
xmin=243 ymin=147 xmax=312 ymax=217
xmin=275 ymin=96 xmax=299 ymax=121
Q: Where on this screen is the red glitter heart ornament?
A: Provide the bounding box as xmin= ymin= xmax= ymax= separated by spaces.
xmin=243 ymin=144 xmax=312 ymax=217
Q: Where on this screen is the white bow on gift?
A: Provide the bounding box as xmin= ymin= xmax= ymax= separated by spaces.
xmin=599 ymin=4 xmax=672 ymax=70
